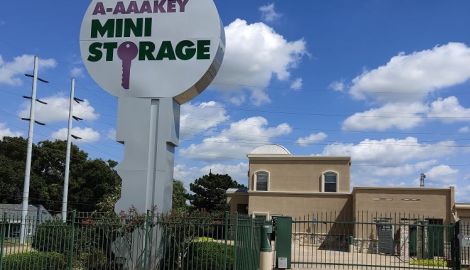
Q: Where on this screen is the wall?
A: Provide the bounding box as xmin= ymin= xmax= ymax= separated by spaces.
xmin=249 ymin=158 xmax=350 ymax=193
xmin=456 ymin=205 xmax=470 ymax=223
xmin=353 ymin=187 xmax=454 ymax=242
xmin=227 ymin=194 xmax=248 ymax=214
xmin=248 ymin=192 xmax=352 ymax=220
xmin=353 ymin=188 xmax=453 ymax=223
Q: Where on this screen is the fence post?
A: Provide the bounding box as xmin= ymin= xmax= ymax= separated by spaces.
xmin=259 ymin=221 xmax=273 ymax=270
xmin=454 ymin=220 xmax=461 ymax=270
xmin=233 ymin=212 xmax=239 ymax=270
xmin=0 ymin=213 xmax=6 ymax=270
xmin=67 ymin=211 xmax=76 ymax=270
xmin=143 ymin=210 xmax=151 ymax=270
xmin=223 ymin=211 xmax=229 ymax=270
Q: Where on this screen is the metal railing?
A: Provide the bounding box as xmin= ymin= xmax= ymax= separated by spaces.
xmin=461 ymin=221 xmax=470 ymax=268
xmin=291 ymin=211 xmax=460 ymax=270
xmin=0 ymin=210 xmax=262 ymax=270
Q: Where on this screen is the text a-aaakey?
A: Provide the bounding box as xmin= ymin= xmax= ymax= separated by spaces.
xmin=93 ymin=0 xmax=191 ymax=15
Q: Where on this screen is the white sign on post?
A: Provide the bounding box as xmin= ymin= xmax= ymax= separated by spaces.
xmin=80 ymin=0 xmax=225 ymax=213
xmin=460 ymin=234 xmax=470 ymax=248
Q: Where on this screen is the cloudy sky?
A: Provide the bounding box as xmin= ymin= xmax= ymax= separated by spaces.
xmin=1 ymin=1 xmax=470 ymax=201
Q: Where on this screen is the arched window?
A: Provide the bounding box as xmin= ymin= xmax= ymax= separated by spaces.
xmin=323 ymin=171 xmax=338 ymax=192
xmin=255 ymin=171 xmax=269 ymax=191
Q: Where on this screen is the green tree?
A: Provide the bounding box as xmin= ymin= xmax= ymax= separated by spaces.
xmin=172 ymin=180 xmax=188 ymax=213
xmin=0 ymin=137 xmax=121 ymax=212
xmin=0 ymin=137 xmax=29 ymax=203
xmin=189 ymin=172 xmax=245 ymax=212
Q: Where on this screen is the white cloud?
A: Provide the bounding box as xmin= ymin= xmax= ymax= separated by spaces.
xmin=259 ymin=3 xmax=282 ymax=23
xmin=70 ymin=67 xmax=84 ymax=78
xmin=322 ymin=137 xmax=455 ymax=166
xmin=290 ymin=78 xmax=303 ymax=91
xmin=349 ymin=159 xmax=440 ymax=189
xmin=371 ymin=160 xmax=438 ymax=177
xmin=296 ymin=132 xmax=327 ymax=147
xmin=180 ymin=101 xmax=228 ymax=139
xmin=180 ymin=116 xmax=292 ymax=161
xmin=200 ymin=162 xmax=248 ymax=184
xmin=425 ymin=165 xmax=458 ymax=185
xmin=107 ymin=128 xmax=116 ymax=140
xmin=51 ymin=127 xmax=100 ymax=143
xmin=174 ymin=164 xmax=201 ymax=187
xmin=0 ymin=123 xmax=22 ymax=139
xmin=459 ymin=126 xmax=470 ymax=133
xmin=19 ymin=94 xmax=99 ymax=123
xmin=350 ymin=42 xmax=470 ymax=103
xmin=343 ymin=96 xmax=470 ymax=131
xmin=329 ymin=81 xmax=345 ymax=92
xmin=0 ymin=54 xmax=57 ymax=86
xmin=343 ymin=102 xmax=427 ymax=131
xmin=427 ymin=96 xmax=470 ymax=123
xmin=456 ymin=184 xmax=470 ymax=202
xmin=212 ymin=19 xmax=307 ymax=105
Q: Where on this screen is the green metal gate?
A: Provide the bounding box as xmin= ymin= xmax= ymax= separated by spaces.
xmin=290 ymin=212 xmax=462 ymax=270
xmin=234 ymin=215 xmax=262 ymax=270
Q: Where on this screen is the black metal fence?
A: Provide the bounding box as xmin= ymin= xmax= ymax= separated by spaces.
xmin=0 ymin=210 xmax=262 ymax=270
xmin=461 ymin=221 xmax=470 ymax=268
xmin=291 ymin=212 xmax=462 ymax=269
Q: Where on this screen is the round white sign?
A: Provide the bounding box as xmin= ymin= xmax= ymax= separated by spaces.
xmin=80 ymin=0 xmax=225 ymax=104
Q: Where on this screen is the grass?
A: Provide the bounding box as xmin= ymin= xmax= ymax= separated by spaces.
xmin=410 ymin=258 xmax=448 ymax=267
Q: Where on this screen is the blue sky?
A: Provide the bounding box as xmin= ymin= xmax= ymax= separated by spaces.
xmin=1 ymin=1 xmax=470 ymax=202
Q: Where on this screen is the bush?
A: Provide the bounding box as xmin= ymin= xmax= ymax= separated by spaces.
xmin=410 ymin=258 xmax=448 ymax=267
xmin=183 ymin=241 xmax=235 ymax=270
xmin=76 ymin=250 xmax=123 ymax=270
xmin=1 ymin=252 xmax=66 ymax=270
xmin=32 ymin=220 xmax=75 ymax=254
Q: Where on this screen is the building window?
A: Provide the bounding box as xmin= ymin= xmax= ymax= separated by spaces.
xmin=323 ymin=171 xmax=338 ymax=192
xmin=255 ymin=171 xmax=269 ymax=191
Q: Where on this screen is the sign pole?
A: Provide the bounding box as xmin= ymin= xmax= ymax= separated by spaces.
xmin=80 ymin=0 xmax=225 ymax=215
xmin=114 ymin=97 xmax=179 ymax=213
xmin=80 ymin=0 xmax=225 ymax=267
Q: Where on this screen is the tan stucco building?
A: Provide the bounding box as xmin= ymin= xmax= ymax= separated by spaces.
xmin=227 ymin=144 xmax=469 ymax=224
xmin=227 ymin=144 xmax=469 ymax=260
xmin=456 ymin=203 xmax=470 ymax=223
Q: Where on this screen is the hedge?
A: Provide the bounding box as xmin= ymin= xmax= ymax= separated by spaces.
xmin=1 ymin=252 xmax=66 ymax=270
xmin=183 ymin=241 xmax=235 ymax=270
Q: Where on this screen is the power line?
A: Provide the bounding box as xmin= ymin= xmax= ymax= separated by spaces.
xmin=191 ymin=104 xmax=470 ymax=120
xmin=4 ymin=86 xmax=470 ymax=120
xmin=179 ymin=138 xmax=470 ymax=148
xmin=2 ymin=107 xmax=470 ymax=150
xmin=0 ymin=108 xmax=121 ymax=159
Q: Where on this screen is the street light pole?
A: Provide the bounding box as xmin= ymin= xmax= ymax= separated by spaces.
xmin=62 ymin=78 xmax=75 ymax=222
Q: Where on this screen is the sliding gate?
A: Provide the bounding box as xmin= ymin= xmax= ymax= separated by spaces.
xmin=288 ymin=213 xmax=462 ymax=269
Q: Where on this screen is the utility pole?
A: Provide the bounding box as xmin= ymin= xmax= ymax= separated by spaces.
xmin=62 ymin=78 xmax=83 ymax=222
xmin=20 ymin=56 xmax=48 ymax=244
xmin=420 ymin=173 xmax=426 ymax=187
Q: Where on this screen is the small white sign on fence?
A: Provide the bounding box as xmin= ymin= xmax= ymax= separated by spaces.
xmin=459 ymin=233 xmax=470 ymax=248
xmin=278 ymin=257 xmax=288 ymax=269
